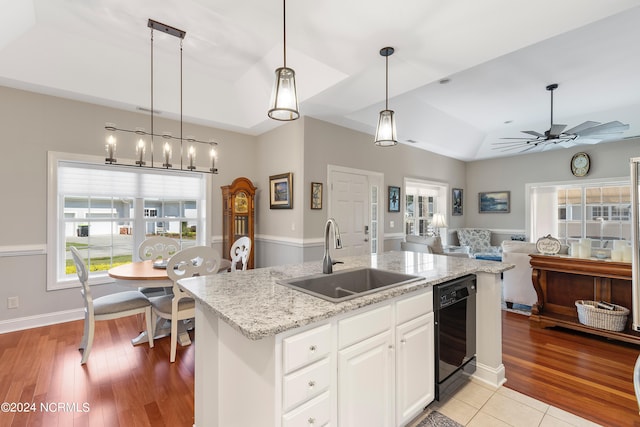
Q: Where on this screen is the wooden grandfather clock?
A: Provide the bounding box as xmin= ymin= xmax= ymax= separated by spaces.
xmin=221 ymin=177 xmax=256 ymax=269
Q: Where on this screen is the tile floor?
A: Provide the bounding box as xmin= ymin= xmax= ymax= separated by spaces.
xmin=409 ymin=375 xmax=601 ymax=427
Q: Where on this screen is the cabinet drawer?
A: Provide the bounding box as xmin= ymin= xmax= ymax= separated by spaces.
xmin=396 ymin=289 xmax=433 ymax=325
xmin=282 ymin=391 xmax=331 ymax=427
xmin=283 ymin=323 xmax=331 ymax=374
xmin=283 ymin=358 xmax=331 ymax=412
xmin=338 ymin=304 xmax=391 ymax=349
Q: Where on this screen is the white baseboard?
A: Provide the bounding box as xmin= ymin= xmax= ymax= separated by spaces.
xmin=0 ymin=308 xmax=84 ymax=334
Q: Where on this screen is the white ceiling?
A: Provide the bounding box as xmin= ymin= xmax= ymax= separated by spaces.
xmin=2 ymin=0 xmax=640 ymax=160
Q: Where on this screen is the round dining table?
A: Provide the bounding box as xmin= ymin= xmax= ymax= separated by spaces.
xmin=108 ymin=259 xmax=232 ymax=346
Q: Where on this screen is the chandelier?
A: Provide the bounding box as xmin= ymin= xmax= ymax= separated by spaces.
xmin=104 ymin=19 xmax=219 ymax=174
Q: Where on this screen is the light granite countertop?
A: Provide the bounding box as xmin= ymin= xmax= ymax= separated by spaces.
xmin=178 ymin=251 xmax=513 ymax=340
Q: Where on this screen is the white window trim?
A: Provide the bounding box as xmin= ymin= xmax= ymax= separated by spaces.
xmin=525 ymin=176 xmax=629 ymax=242
xmin=403 ymin=177 xmax=449 ymax=236
xmin=47 ymin=151 xmax=211 ymax=291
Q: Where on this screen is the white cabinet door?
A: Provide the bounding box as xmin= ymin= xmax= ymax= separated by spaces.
xmin=338 ymin=330 xmax=394 ymax=427
xmin=395 ymin=312 xmax=435 ymax=426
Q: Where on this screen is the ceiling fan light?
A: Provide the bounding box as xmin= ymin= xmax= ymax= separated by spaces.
xmin=268 ymin=67 xmax=300 ymax=121
xmin=374 ymin=109 xmax=397 ymax=146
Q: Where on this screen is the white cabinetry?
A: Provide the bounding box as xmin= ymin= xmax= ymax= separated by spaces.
xmin=335 ymin=288 xmax=434 ymax=427
xmin=395 ymin=313 xmax=434 ymax=425
xmin=281 ymin=323 xmax=333 ymax=426
xmin=338 ymin=305 xmax=395 ymax=426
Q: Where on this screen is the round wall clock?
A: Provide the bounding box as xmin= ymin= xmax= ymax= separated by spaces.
xmin=571 ymin=152 xmax=590 ymax=177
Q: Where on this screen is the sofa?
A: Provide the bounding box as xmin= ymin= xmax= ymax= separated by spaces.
xmin=400 ymin=234 xmax=470 ymax=258
xmin=501 ymin=241 xmax=538 ymax=307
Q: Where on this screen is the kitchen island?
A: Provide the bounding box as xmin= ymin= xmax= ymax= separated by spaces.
xmin=179 ymin=251 xmax=512 ymax=427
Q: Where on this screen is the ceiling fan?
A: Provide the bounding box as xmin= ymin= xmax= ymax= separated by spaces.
xmin=493 ymin=83 xmax=629 ymax=153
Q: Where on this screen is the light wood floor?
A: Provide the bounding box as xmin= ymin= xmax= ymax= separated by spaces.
xmin=1 ymin=312 xmax=639 ymax=426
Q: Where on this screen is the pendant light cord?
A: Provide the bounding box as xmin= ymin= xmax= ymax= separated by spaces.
xmin=283 ymin=0 xmax=287 ymax=68
xmin=385 ymin=54 xmax=389 ymax=110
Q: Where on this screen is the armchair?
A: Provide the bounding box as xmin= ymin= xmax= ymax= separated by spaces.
xmin=456 ymin=228 xmax=501 ymax=257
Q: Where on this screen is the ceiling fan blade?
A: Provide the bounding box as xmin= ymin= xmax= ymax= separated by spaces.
xmin=564 ymin=121 xmax=600 ymax=135
xmin=549 ymin=124 xmax=567 ymax=136
xmin=575 ymin=138 xmax=604 ymax=145
xmin=576 ymin=121 xmax=629 ymax=136
xmin=522 ymin=130 xmax=544 ymax=137
xmin=557 ymin=139 xmax=577 ymax=148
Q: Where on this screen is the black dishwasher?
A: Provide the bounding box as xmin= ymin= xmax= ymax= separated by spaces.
xmin=434 ymin=274 xmax=477 ymax=400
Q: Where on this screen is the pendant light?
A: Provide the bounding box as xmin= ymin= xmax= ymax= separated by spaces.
xmin=268 ymin=0 xmax=300 ymax=121
xmin=374 ymin=46 xmax=397 ymax=146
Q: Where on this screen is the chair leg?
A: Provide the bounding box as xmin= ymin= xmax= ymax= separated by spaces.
xmin=79 ymin=312 xmax=89 ymax=351
xmin=170 ymin=314 xmax=178 ymax=363
xmin=145 ymin=307 xmax=154 ymax=349
xmin=80 ymin=318 xmax=95 ymax=365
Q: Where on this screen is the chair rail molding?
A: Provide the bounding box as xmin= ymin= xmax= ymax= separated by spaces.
xmin=0 ymin=244 xmax=47 ymax=257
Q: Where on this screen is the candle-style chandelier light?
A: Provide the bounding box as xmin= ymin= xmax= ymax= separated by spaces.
xmin=104 ymin=19 xmax=219 ymax=174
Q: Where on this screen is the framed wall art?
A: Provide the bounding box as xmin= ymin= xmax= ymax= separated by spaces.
xmin=452 ymin=188 xmax=463 ymax=216
xmin=311 ymin=182 xmax=322 ymax=209
xmin=479 ymin=190 xmax=510 ymax=213
xmin=269 ymin=172 xmax=293 ymax=209
xmin=388 ymin=186 xmax=400 ymax=212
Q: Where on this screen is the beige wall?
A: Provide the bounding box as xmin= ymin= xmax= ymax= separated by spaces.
xmin=466 ymin=139 xmax=640 ymax=232
xmin=0 ymin=86 xmax=257 ymax=324
xmin=302 ymin=117 xmax=468 ymax=240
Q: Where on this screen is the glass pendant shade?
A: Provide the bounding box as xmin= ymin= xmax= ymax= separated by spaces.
xmin=268 ymin=67 xmax=300 ymax=121
xmin=374 ymin=109 xmax=397 ymax=146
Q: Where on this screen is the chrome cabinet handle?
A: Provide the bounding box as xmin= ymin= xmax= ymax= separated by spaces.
xmin=309 ymin=345 xmax=316 ymax=352
xmin=308 ymin=417 xmax=316 ymax=424
xmin=308 ymin=380 xmax=316 ymax=387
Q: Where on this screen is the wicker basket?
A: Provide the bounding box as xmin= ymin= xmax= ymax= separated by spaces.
xmin=575 ymin=300 xmax=629 ymax=332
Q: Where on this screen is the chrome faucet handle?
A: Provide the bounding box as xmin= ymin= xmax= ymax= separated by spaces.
xmin=332 ymin=260 xmax=343 ymax=266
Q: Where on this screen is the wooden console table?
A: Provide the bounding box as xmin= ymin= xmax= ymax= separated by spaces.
xmin=529 ymin=254 xmax=640 ymax=345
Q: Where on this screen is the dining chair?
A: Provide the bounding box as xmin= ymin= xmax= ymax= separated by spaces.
xmin=230 ymin=236 xmax=252 ymax=271
xmin=137 ymin=236 xmax=180 ymax=297
xmin=70 ymin=246 xmax=154 ymax=365
xmin=149 ymin=246 xmax=221 ymax=362
xmin=138 ymin=236 xmax=180 ymax=261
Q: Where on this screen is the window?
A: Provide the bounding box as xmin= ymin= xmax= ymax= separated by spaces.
xmin=47 ymin=153 xmax=208 ymax=290
xmin=403 ymin=178 xmax=448 ymax=237
xmin=530 ymin=180 xmax=630 ymax=249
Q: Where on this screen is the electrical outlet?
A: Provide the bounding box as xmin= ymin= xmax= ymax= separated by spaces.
xmin=390 ymin=221 xmax=395 ymax=228
xmin=7 ymin=296 xmax=18 ymax=309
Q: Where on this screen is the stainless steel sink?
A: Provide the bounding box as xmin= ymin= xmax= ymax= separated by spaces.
xmin=278 ymin=267 xmax=423 ymax=302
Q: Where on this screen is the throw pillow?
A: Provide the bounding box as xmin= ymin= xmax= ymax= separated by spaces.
xmin=457 ymin=229 xmax=492 ymax=254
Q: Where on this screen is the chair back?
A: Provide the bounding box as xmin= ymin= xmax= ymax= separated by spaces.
xmin=138 ymin=236 xmax=180 ymax=261
xmin=166 ymin=246 xmax=221 ymax=284
xmin=230 ymin=237 xmax=251 ymax=271
xmin=70 ymin=246 xmax=92 ymax=309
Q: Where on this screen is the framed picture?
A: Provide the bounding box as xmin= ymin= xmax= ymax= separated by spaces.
xmin=452 ymin=188 xmax=463 ymax=216
xmin=479 ymin=190 xmax=510 ymax=213
xmin=311 ymin=182 xmax=323 ymax=209
xmin=269 ymin=172 xmax=293 ymax=209
xmin=388 ymin=186 xmax=400 ymax=212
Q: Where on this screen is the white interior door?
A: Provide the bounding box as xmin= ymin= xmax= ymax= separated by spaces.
xmin=330 ymin=170 xmax=371 ymax=257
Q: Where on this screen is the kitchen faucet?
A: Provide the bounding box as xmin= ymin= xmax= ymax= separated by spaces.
xmin=323 ymin=218 xmax=343 ymax=274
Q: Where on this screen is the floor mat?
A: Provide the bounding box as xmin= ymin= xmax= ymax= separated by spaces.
xmin=414 ymin=410 xmax=464 ymax=427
